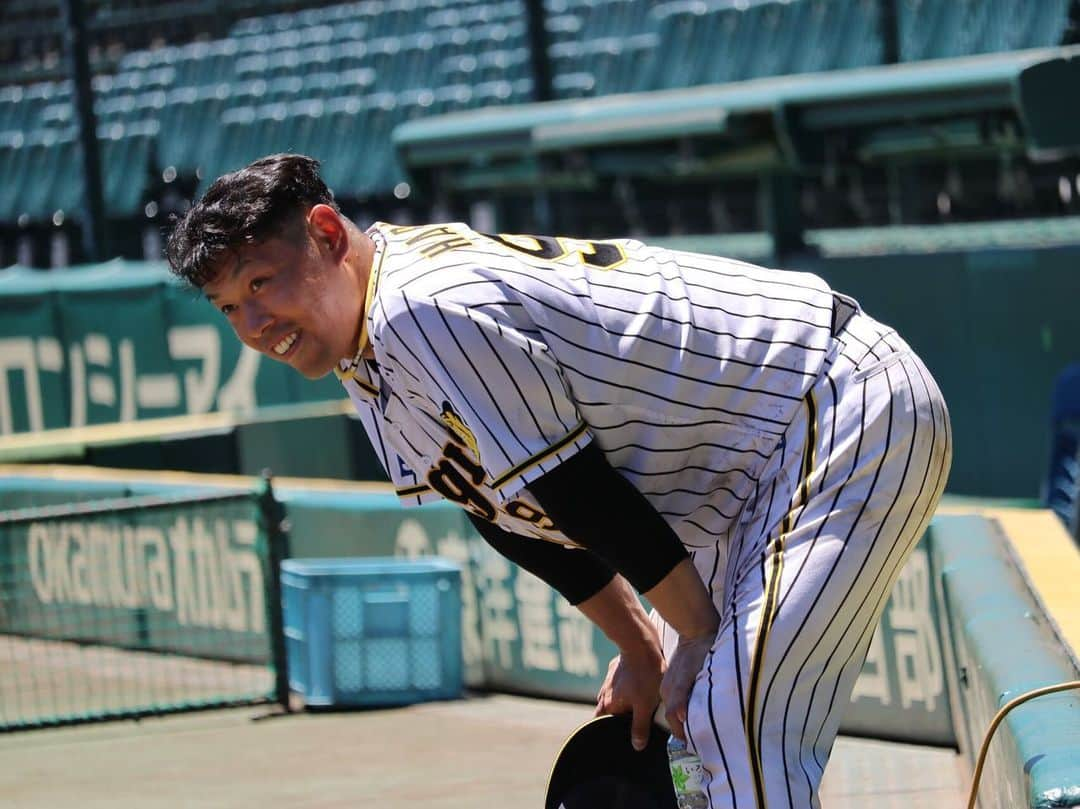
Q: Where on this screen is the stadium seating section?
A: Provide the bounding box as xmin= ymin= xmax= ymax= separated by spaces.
xmin=0 ymin=0 xmax=1077 ymax=229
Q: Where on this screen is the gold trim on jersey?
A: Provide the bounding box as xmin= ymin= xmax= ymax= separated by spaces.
xmin=334 ymin=230 xmax=387 ymax=384
xmin=744 ymin=391 xmax=817 ymax=808
xmin=490 ymin=420 xmax=589 ymax=491
xmin=358 ymin=232 xmax=385 ymax=356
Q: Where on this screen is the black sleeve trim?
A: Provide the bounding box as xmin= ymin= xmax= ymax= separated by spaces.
xmin=525 ymin=442 xmax=689 ymax=594
xmin=465 ymin=512 xmax=615 ymax=606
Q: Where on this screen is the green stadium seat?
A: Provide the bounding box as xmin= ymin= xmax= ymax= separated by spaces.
xmin=3 ymin=83 xmax=63 ymax=135
xmin=172 ymin=42 xmax=239 ymax=88
xmin=578 ymin=38 xmax=622 ymax=94
xmin=263 ymin=75 xmax=303 ymax=102
xmin=745 ymin=2 xmax=798 ymax=79
xmin=552 ymin=71 xmax=597 ymax=99
xmin=1020 ymin=0 xmax=1073 ymax=49
xmin=898 ymin=0 xmax=957 ymax=61
xmin=249 ymin=102 xmax=301 ymax=158
xmin=364 ymin=38 xmax=407 ymax=90
xmin=314 ymin=96 xmax=367 ymax=188
xmin=836 ymin=0 xmax=886 ymax=70
xmin=546 ymin=12 xmax=585 ymax=44
xmin=14 ymin=139 xmax=53 ymax=222
xmin=578 ymin=0 xmax=653 ymax=40
xmin=0 ymin=143 xmax=29 ymax=221
xmin=574 ymin=33 xmax=658 ymax=95
xmin=426 ymin=6 xmax=467 ymax=30
xmin=327 ymin=19 xmax=369 ymax=45
xmin=620 ymin=33 xmax=660 ymax=92
xmin=300 ymin=23 xmax=336 ymax=48
xmin=231 ymin=13 xmax=267 ymax=36
xmin=433 ymin=82 xmax=476 ymax=111
xmin=158 ymin=85 xmax=228 ymax=173
xmin=647 ymin=2 xmax=708 ymax=89
xmin=385 ymin=40 xmax=443 ymax=92
xmin=227 ymin=77 xmax=270 ymax=106
xmin=302 ymin=44 xmax=338 ymax=74
xmin=475 ymin=47 xmax=531 ymax=83
xmin=317 ymin=93 xmax=401 ymax=196
xmin=331 ymin=40 xmax=371 ymax=73
xmin=201 ymin=104 xmax=255 ymax=183
xmin=398 ymin=87 xmax=439 ymax=123
xmin=897 ymin=0 xmax=1070 ymax=61
xmin=90 ymin=74 xmax=116 ymax=96
xmin=267 ymin=49 xmax=307 ymax=80
xmin=337 ymin=67 xmax=378 ymax=96
xmin=100 ymin=128 xmax=156 ymax=217
xmin=22 ymin=136 xmax=80 ymax=222
xmin=39 ymin=99 xmax=74 ymax=130
xmin=233 ymin=33 xmax=275 ymax=54
xmin=472 ymin=78 xmax=527 ymax=108
xmin=468 ymin=20 xmax=527 ymax=53
xmin=285 ymin=98 xmax=326 ymax=154
xmin=549 ymin=39 xmax=586 ymax=78
xmin=784 ymin=0 xmax=836 ymax=74
xmin=0 ymin=87 xmax=27 ymax=133
xmin=366 ymin=1 xmax=427 ymax=40
xmin=301 ymin=71 xmax=342 ymax=99
xmin=438 ymin=53 xmax=480 ymax=86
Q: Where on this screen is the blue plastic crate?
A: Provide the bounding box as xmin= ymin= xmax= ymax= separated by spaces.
xmin=281 ymin=557 xmax=463 ymax=707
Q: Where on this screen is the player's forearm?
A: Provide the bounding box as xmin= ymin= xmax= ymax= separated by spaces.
xmin=576 ymin=574 xmax=663 ymax=661
xmin=642 ymin=558 xmax=719 ymax=641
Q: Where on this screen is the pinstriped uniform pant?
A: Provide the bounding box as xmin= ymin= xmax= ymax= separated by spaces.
xmin=653 ymin=310 xmax=953 ymax=809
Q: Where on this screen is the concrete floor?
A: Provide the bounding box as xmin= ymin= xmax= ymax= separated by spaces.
xmin=0 ymin=694 xmax=967 ymax=808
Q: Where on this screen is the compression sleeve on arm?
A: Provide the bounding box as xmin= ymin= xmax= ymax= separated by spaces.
xmin=526 ymin=443 xmax=689 ymax=594
xmin=465 ymin=512 xmax=616 ymax=606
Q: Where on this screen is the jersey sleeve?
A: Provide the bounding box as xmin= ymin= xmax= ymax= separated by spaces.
xmin=378 ymin=290 xmax=592 ymax=504
xmin=341 ymin=378 xmax=442 ymax=507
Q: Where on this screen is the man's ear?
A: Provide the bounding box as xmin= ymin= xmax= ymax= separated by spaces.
xmin=307 ymin=204 xmax=348 ymax=262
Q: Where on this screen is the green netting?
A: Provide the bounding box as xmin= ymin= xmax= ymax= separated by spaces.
xmin=0 ymin=488 xmax=286 ymax=731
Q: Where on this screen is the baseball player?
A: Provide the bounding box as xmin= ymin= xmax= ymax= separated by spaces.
xmin=167 ymin=155 xmax=952 ymax=809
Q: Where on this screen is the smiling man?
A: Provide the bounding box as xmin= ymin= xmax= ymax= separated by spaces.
xmin=167 ymin=153 xmax=952 ymax=809
xmin=171 ymin=159 xmax=378 ymax=379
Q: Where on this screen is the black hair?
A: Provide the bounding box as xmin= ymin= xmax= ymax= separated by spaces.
xmin=165 ymin=153 xmax=339 ymax=287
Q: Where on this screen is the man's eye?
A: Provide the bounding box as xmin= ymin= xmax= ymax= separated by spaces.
xmin=250 ymin=277 xmax=265 ymax=292
xmin=221 ymin=304 xmax=236 ymax=315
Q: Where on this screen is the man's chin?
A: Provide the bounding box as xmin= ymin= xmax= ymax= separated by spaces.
xmin=296 ymin=363 xmax=333 ymax=380
xmin=266 ymin=351 xmax=333 ymax=379
xmin=292 ymin=354 xmax=337 ymax=379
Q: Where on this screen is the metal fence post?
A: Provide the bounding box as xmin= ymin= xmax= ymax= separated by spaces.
xmin=259 ymin=472 xmax=292 ymax=712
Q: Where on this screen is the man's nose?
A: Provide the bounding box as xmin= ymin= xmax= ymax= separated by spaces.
xmin=240 ymin=301 xmax=272 ymax=343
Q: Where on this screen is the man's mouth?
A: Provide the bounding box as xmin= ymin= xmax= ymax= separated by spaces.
xmin=272 ymin=331 xmax=299 ymax=357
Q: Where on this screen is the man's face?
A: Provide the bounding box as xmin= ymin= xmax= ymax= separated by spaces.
xmin=203 ymin=219 xmax=362 ymax=379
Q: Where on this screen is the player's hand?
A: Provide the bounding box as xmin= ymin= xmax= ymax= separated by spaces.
xmin=594 ymin=645 xmax=664 ymax=752
xmin=660 ymin=628 xmax=715 ymax=743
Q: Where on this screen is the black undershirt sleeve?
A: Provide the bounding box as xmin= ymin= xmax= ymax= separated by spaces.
xmin=525 ymin=442 xmax=689 ymax=594
xmin=465 ymin=512 xmax=616 ymax=605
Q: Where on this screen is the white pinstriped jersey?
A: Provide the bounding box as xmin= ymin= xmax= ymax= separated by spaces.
xmin=337 ymin=221 xmax=839 ymax=550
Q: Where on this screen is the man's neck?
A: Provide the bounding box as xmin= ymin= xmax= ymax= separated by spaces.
xmin=345 ymin=221 xmax=377 ymax=360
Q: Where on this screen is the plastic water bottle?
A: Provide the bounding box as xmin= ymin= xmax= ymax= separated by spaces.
xmin=666 ymin=734 xmax=708 ymax=808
